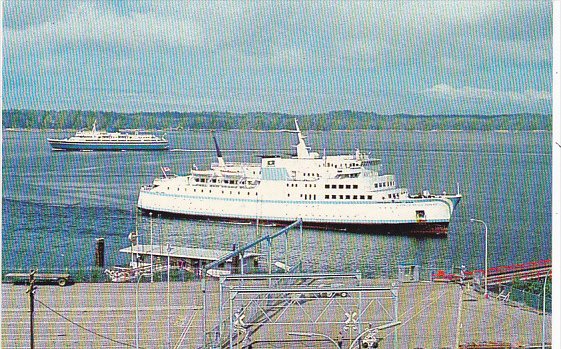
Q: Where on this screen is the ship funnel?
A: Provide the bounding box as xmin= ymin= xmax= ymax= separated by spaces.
xmin=212 ymin=132 xmax=226 ymax=167
xmin=294 ymin=119 xmax=310 ymax=159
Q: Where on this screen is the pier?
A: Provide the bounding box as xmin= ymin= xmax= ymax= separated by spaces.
xmin=2 ymin=218 xmax=553 ymax=348
xmin=470 ymin=260 xmax=552 ymax=287
xmin=433 ymin=260 xmax=552 ymax=287
xmin=1 ymin=278 xmax=552 ymax=348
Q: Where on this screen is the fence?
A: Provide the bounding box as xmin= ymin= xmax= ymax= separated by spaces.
xmin=504 ymin=286 xmax=552 ymax=313
xmin=2 ymin=267 xmax=194 ymax=284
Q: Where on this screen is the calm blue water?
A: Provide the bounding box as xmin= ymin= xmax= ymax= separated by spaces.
xmin=1 ymin=129 xmax=552 ymax=277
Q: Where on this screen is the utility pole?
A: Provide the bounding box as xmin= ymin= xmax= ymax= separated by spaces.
xmin=26 ymin=270 xmax=37 ymax=349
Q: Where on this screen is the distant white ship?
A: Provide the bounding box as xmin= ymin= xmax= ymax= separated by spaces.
xmin=138 ymin=121 xmax=461 ymax=235
xmin=47 ymin=121 xmax=169 ymax=151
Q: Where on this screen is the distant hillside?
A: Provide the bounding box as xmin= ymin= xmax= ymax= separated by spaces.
xmin=1 ymin=109 xmax=551 ymax=131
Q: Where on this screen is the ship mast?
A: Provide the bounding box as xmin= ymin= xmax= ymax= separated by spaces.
xmin=212 ymin=133 xmax=226 ymax=167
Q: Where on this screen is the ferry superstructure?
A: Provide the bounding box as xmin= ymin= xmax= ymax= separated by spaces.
xmin=47 ymin=122 xmax=169 ymax=151
xmin=137 ymin=121 xmax=461 ymax=234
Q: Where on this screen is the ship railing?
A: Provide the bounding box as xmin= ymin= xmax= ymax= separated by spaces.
xmin=211 ymin=161 xmax=258 ymax=168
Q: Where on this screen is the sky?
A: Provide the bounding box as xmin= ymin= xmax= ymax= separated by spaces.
xmin=1 ymin=1 xmax=554 ymax=115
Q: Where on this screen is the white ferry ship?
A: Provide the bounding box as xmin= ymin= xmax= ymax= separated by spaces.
xmin=47 ymin=121 xmax=169 ymax=151
xmin=137 ymin=121 xmax=461 ymax=235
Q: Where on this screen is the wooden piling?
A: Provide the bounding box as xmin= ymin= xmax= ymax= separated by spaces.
xmin=95 ymin=238 xmax=105 ymax=267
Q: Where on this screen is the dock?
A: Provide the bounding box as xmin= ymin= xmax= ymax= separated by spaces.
xmin=1 ymin=279 xmax=552 ymax=348
xmin=105 ymin=244 xmax=261 ymax=281
xmin=1 ymin=220 xmax=552 ymax=348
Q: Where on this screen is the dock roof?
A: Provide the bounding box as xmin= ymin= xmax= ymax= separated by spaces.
xmin=119 ymin=244 xmax=259 ymax=262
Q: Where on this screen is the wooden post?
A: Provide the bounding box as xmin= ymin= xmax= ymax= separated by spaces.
xmin=95 ymin=238 xmax=105 ymax=267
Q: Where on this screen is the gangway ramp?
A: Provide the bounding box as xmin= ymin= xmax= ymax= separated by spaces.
xmin=470 ymin=259 xmax=551 ymax=286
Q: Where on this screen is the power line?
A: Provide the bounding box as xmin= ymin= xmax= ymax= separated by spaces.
xmin=34 ymin=297 xmax=140 ymax=348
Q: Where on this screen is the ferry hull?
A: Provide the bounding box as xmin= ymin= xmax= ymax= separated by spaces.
xmin=139 ymin=206 xmax=449 ymax=235
xmin=138 ymin=189 xmax=458 ymax=236
xmin=48 ymin=140 xmax=169 ymax=151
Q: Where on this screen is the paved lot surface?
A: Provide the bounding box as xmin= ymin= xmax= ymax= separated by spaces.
xmin=1 ymin=279 xmax=552 ymax=348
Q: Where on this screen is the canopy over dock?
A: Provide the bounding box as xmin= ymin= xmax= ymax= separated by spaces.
xmin=120 ymin=244 xmax=260 ymax=262
xmin=119 ymin=244 xmax=260 ymax=276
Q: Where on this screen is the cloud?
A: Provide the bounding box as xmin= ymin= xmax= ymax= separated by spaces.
xmin=4 ymin=3 xmax=203 ymax=50
xmin=2 ymin=1 xmax=552 ymax=114
xmin=423 ymin=84 xmax=551 ymax=102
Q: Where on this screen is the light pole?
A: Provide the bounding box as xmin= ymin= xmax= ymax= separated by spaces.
xmin=149 ymin=212 xmax=153 ymax=283
xmin=135 ymin=273 xmax=147 ymax=349
xmin=167 ymin=243 xmax=171 ymax=349
xmin=542 ymin=269 xmax=551 ymax=349
xmin=470 ymin=218 xmax=488 ymax=298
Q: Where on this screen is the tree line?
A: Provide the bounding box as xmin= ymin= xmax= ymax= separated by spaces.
xmin=1 ymin=109 xmax=551 ymax=131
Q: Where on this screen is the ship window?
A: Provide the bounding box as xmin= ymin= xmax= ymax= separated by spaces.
xmin=325 ymin=184 xmax=330 ymax=189
xmin=247 ymin=192 xmax=250 ymax=195
xmin=305 ymin=194 xmax=307 ymax=200
xmin=332 ymin=185 xmax=336 ymax=189
xmin=346 ymin=185 xmax=351 ymax=189
xmin=353 ymin=195 xmax=357 ymax=199
xmin=325 ymin=195 xmax=329 ymax=199
xmin=193 ymin=189 xmax=196 ymax=192
xmin=177 ymin=188 xmax=179 ymax=191
xmin=367 ymin=195 xmax=372 ymax=200
xmin=375 ymin=183 xmax=378 ymax=188
xmin=332 ymin=195 xmax=336 ymax=199
xmin=346 ymin=195 xmax=350 ymax=199
xmin=339 ymin=185 xmax=344 ymax=189
xmin=288 ymin=194 xmax=290 ymax=197
xmin=353 ymin=185 xmax=358 ymax=189
xmin=339 ymin=195 xmax=344 ymax=199
xmin=360 ymin=195 xmax=365 ymax=199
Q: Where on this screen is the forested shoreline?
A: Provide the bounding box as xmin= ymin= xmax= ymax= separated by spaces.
xmin=1 ymin=109 xmax=551 ymax=131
